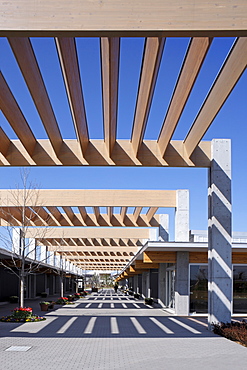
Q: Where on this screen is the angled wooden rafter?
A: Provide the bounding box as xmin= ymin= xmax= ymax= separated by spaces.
xmin=184 ymin=37 xmax=247 ymax=157
xmin=55 ymin=37 xmax=89 ymax=155
xmin=131 ymin=37 xmax=165 ymax=156
xmin=0 ymin=72 xmax=37 ymax=157
xmin=101 ymin=37 xmax=120 ymax=157
xmin=8 ymin=37 xmax=63 ymax=157
xmin=157 ymin=37 xmax=212 ymax=157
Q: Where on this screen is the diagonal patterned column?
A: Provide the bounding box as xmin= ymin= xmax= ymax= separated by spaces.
xmin=208 ymin=139 xmax=232 ymax=329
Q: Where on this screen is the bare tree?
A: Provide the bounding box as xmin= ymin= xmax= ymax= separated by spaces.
xmin=0 ymin=169 xmax=59 ymax=307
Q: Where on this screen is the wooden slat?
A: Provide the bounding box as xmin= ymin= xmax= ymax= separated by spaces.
xmin=143 ymin=251 xmax=176 ymax=263
xmin=189 ymin=252 xmax=208 ymax=263
xmin=107 ymin=206 xmax=113 ymax=222
xmin=93 ymin=206 xmax=100 ymax=222
xmin=101 ymin=37 xmax=120 ymax=157
xmin=8 ymin=37 xmax=63 ymax=156
xmin=120 ymin=207 xmax=127 ymax=222
xmin=184 ymin=37 xmax=247 ymax=157
xmin=0 ymin=127 xmax=11 ymax=156
xmin=133 ymin=207 xmax=142 ymax=222
xmin=158 ymin=37 xmax=211 ymax=156
xmin=131 ymin=37 xmax=165 ymax=156
xmin=0 ymin=72 xmax=36 ymax=156
xmin=46 ymin=206 xmax=70 ymax=226
xmin=78 ymin=206 xmax=87 ymax=222
xmin=146 ymin=207 xmax=158 ymax=223
xmin=56 ymin=37 xmax=89 ymax=155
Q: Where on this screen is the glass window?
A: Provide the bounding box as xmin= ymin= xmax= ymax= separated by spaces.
xmin=233 ymin=266 xmax=247 ymax=313
xmin=190 ymin=265 xmax=208 ymax=314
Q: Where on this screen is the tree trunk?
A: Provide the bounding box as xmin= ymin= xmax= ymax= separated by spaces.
xmin=19 ymin=272 xmax=24 ymax=307
xmin=60 ymin=274 xmax=64 ymax=297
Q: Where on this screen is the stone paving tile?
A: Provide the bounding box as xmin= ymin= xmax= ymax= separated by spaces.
xmin=1 ymin=289 xmax=247 ymax=369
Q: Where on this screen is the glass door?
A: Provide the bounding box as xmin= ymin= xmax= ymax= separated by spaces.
xmin=166 ymin=268 xmax=175 ymax=309
xmin=190 ymin=264 xmax=208 ymax=313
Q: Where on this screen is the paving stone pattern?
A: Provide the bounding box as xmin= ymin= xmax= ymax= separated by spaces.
xmin=0 ymin=289 xmax=247 ymax=369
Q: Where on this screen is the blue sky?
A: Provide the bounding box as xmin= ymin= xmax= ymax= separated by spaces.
xmin=0 ymin=37 xmax=246 ymax=238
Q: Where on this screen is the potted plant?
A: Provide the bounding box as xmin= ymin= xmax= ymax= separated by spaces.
xmin=67 ymin=294 xmax=74 ymax=301
xmin=40 ymin=292 xmax=48 ymax=298
xmin=134 ymin=293 xmax=140 ymax=299
xmin=144 ymin=297 xmax=154 ymax=306
xmin=56 ymin=297 xmax=69 ymax=305
xmin=39 ymin=301 xmax=50 ymax=311
xmin=9 ymin=296 xmax=19 ymax=303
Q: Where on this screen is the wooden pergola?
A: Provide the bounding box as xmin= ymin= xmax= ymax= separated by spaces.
xmin=0 ymin=189 xmax=175 ymax=271
xmin=0 ymin=0 xmax=246 ymax=324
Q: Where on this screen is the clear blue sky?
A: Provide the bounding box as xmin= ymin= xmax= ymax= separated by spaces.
xmin=0 ymin=37 xmax=246 ymax=238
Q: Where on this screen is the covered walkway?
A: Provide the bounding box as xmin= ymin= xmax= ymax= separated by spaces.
xmin=1 ymin=289 xmax=247 ymax=369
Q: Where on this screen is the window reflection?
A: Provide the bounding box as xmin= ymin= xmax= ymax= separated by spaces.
xmin=233 ymin=266 xmax=247 ymax=313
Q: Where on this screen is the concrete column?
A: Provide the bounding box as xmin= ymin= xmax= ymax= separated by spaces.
xmin=29 ymin=238 xmax=36 ymax=259
xmin=208 ymin=139 xmax=232 ymax=328
xmin=158 ymin=263 xmax=167 ymax=306
xmin=175 ymin=252 xmax=189 ymax=315
xmin=149 ymin=228 xmax=159 ymax=241
xmin=134 ymin=275 xmax=138 ymax=292
xmin=12 ymin=228 xmax=21 ymax=254
xmin=142 ymin=271 xmax=148 ymax=297
xmin=175 ymin=190 xmax=189 ymax=241
xmin=159 ymin=214 xmax=169 ymax=241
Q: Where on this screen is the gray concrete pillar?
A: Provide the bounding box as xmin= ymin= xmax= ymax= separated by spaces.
xmin=208 ymin=139 xmax=232 ymax=328
xmin=134 ymin=275 xmax=138 ymax=292
xmin=159 ymin=214 xmax=169 ymax=241
xmin=142 ymin=271 xmax=149 ymax=297
xmin=158 ymin=263 xmax=167 ymax=306
xmin=175 ymin=252 xmax=189 ymax=315
xmin=175 ymin=190 xmax=189 ymax=241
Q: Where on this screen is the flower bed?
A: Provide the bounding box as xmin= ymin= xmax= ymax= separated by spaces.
xmin=1 ymin=315 xmax=46 ymax=322
xmin=56 ymin=297 xmax=74 ymax=305
xmin=213 ymin=321 xmax=247 ymax=347
xmin=1 ymin=307 xmax=45 ymax=322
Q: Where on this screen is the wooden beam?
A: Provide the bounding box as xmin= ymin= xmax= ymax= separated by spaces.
xmin=143 ymin=251 xmax=176 ymax=263
xmin=26 ymin=227 xmax=150 ymax=239
xmin=184 ymin=37 xmax=247 ymax=157
xmin=47 ymin=245 xmax=138 ymax=253
xmin=8 ymin=37 xmax=63 ymax=156
xmin=120 ymin=207 xmax=127 ymax=222
xmin=134 ymin=260 xmax=160 ymax=269
xmin=55 ymin=37 xmax=89 ymax=155
xmin=78 ymin=206 xmax=87 ymax=222
xmin=0 ymin=127 xmax=11 ymax=157
xmin=107 ymin=206 xmax=113 ymax=223
xmin=0 ymin=189 xmax=176 ymax=207
xmin=93 ymin=207 xmax=100 ymax=223
xmin=1 ymin=1 xmax=246 ymax=35
xmin=101 ymin=37 xmax=120 ymax=157
xmin=146 ymin=207 xmax=158 ymax=223
xmin=131 ymin=37 xmax=165 ymax=156
xmin=158 ymin=37 xmax=211 ymax=156
xmin=0 ymin=139 xmax=211 ymax=167
xmin=62 ymin=206 xmax=83 ymax=226
xmin=189 ymin=252 xmax=208 ymax=263
xmin=232 ymin=253 xmax=247 ymax=264
xmin=133 ymin=207 xmax=142 ymax=223
xmin=0 ymin=72 xmax=36 ymax=157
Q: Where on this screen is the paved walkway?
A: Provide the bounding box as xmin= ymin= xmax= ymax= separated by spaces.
xmin=0 ymin=289 xmax=247 ymax=369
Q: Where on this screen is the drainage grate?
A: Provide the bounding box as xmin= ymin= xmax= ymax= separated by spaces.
xmin=5 ymin=346 xmax=32 ymax=352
